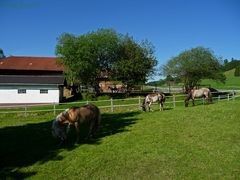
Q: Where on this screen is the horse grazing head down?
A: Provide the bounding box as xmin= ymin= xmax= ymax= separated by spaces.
xmin=184 ymin=88 xmax=212 ymax=107
xmin=142 ymin=93 xmax=165 ymax=112
xmin=52 ymin=119 xmax=68 ymax=142
xmin=52 ymin=104 xmax=101 ymax=145
xmin=52 ymin=108 xmax=71 ymax=142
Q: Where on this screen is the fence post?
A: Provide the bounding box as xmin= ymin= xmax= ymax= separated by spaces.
xmin=173 ymin=95 xmax=176 ymax=108
xmin=53 ymin=103 xmax=56 ymax=116
xmin=218 ymin=95 xmax=220 ymax=102
xmin=24 ymin=105 xmax=27 ymax=117
xmin=232 ymin=90 xmax=235 ymax=101
xmin=111 ymin=98 xmax=114 ymax=112
xmin=228 ymin=94 xmax=230 ymax=101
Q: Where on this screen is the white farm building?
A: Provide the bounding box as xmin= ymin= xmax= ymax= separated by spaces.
xmin=0 ymin=56 xmax=64 ymax=105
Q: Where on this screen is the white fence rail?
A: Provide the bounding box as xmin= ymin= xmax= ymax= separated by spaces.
xmin=0 ymin=91 xmax=239 ymax=116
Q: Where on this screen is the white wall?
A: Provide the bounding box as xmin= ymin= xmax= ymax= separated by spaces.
xmin=0 ymin=85 xmax=61 ymax=104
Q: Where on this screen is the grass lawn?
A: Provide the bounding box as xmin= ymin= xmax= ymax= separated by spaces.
xmin=0 ymin=100 xmax=240 ymax=179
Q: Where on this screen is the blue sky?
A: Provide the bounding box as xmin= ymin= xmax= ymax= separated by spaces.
xmin=1 ymin=0 xmax=239 ymax=80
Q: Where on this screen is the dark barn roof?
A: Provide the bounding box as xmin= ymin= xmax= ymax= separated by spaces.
xmin=0 ymin=75 xmax=64 ymax=85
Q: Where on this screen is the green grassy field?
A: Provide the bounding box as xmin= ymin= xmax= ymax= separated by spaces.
xmin=201 ymin=68 xmax=240 ymax=89
xmin=1 ymin=100 xmax=240 ymax=179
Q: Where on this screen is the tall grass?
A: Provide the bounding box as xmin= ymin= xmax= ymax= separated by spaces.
xmin=0 ymin=100 xmax=240 ymax=179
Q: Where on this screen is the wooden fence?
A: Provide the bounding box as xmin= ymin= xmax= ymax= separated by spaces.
xmin=0 ymin=91 xmax=239 ymax=116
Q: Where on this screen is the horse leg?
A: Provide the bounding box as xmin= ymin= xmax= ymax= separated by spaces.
xmin=66 ymin=123 xmax=71 ymax=134
xmin=74 ymin=122 xmax=80 ymax=144
xmin=148 ymin=102 xmax=152 ymax=111
xmin=204 ymin=96 xmax=207 ymax=104
xmin=206 ymin=95 xmax=210 ymax=104
xmin=88 ymin=120 xmax=99 ymax=139
xmin=160 ymin=101 xmax=163 ymax=111
xmin=59 ymin=138 xmax=66 ymax=147
xmin=87 ymin=122 xmax=94 ymax=140
xmin=192 ymin=98 xmax=195 ymax=106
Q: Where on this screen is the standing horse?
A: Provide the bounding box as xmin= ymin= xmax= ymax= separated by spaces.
xmin=142 ymin=93 xmax=166 ymax=111
xmin=52 ymin=104 xmax=101 ymax=144
xmin=185 ymin=88 xmax=212 ymax=107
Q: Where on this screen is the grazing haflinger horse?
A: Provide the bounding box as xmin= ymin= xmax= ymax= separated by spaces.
xmin=185 ymin=88 xmax=212 ymax=107
xmin=142 ymin=93 xmax=166 ymax=112
xmin=52 ymin=104 xmax=101 ymax=144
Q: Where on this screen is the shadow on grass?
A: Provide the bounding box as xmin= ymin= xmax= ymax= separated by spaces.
xmin=0 ymin=111 xmax=140 ymax=179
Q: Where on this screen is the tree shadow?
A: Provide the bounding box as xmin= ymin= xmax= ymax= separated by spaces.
xmin=0 ymin=111 xmax=140 ymax=179
xmin=99 ymin=112 xmax=139 ymax=138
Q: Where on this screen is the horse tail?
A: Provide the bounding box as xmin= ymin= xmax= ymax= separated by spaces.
xmin=96 ymin=107 xmax=101 ymax=127
xmin=94 ymin=108 xmax=101 ymax=134
xmin=92 ymin=104 xmax=101 ymax=127
xmin=89 ymin=104 xmax=101 ymax=137
xmin=142 ymin=97 xmax=146 ymax=111
xmin=208 ymin=90 xmax=212 ymax=102
xmin=161 ymin=94 xmax=166 ymax=103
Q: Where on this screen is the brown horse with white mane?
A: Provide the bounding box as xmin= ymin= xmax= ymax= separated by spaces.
xmin=52 ymin=104 xmax=101 ymax=144
xmin=142 ymin=93 xmax=166 ymax=111
xmin=185 ymin=88 xmax=212 ymax=107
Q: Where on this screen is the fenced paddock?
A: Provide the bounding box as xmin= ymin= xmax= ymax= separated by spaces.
xmin=0 ymin=90 xmax=239 ymax=115
xmin=1 ymin=95 xmax=240 ymax=179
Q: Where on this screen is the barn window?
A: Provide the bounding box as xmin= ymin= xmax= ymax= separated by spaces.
xmin=18 ymin=89 xmax=26 ymax=94
xmin=40 ymin=89 xmax=48 ymax=94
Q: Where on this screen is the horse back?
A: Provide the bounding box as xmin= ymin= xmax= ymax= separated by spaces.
xmin=192 ymin=88 xmax=210 ymax=98
xmin=76 ymin=104 xmax=100 ymax=123
xmin=146 ymin=93 xmax=159 ymax=102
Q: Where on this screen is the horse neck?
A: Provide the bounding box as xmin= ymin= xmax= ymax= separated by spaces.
xmin=186 ymin=92 xmax=193 ymax=100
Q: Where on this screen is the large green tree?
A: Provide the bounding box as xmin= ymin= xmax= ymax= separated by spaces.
xmin=56 ymin=29 xmax=121 ymax=87
xmin=162 ymin=47 xmax=226 ymax=90
xmin=112 ymin=36 xmax=157 ymax=88
xmin=56 ymin=29 xmax=157 ymax=89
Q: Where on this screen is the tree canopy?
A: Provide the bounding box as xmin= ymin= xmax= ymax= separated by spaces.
xmin=162 ymin=47 xmax=226 ymax=90
xmin=222 ymin=58 xmax=240 ymax=71
xmin=55 ymin=29 xmax=157 ymax=89
xmin=112 ymin=36 xmax=157 ymax=87
xmin=0 ymin=49 xmax=5 ymax=59
xmin=56 ymin=29 xmax=121 ymax=86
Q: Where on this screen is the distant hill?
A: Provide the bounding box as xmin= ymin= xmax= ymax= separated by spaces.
xmin=201 ymin=69 xmax=240 ymax=90
xmin=148 ymin=68 xmax=240 ymax=90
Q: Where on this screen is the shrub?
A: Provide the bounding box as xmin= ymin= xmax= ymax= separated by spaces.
xmin=97 ymin=95 xmax=111 ymax=101
xmin=81 ymin=93 xmax=96 ymax=101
